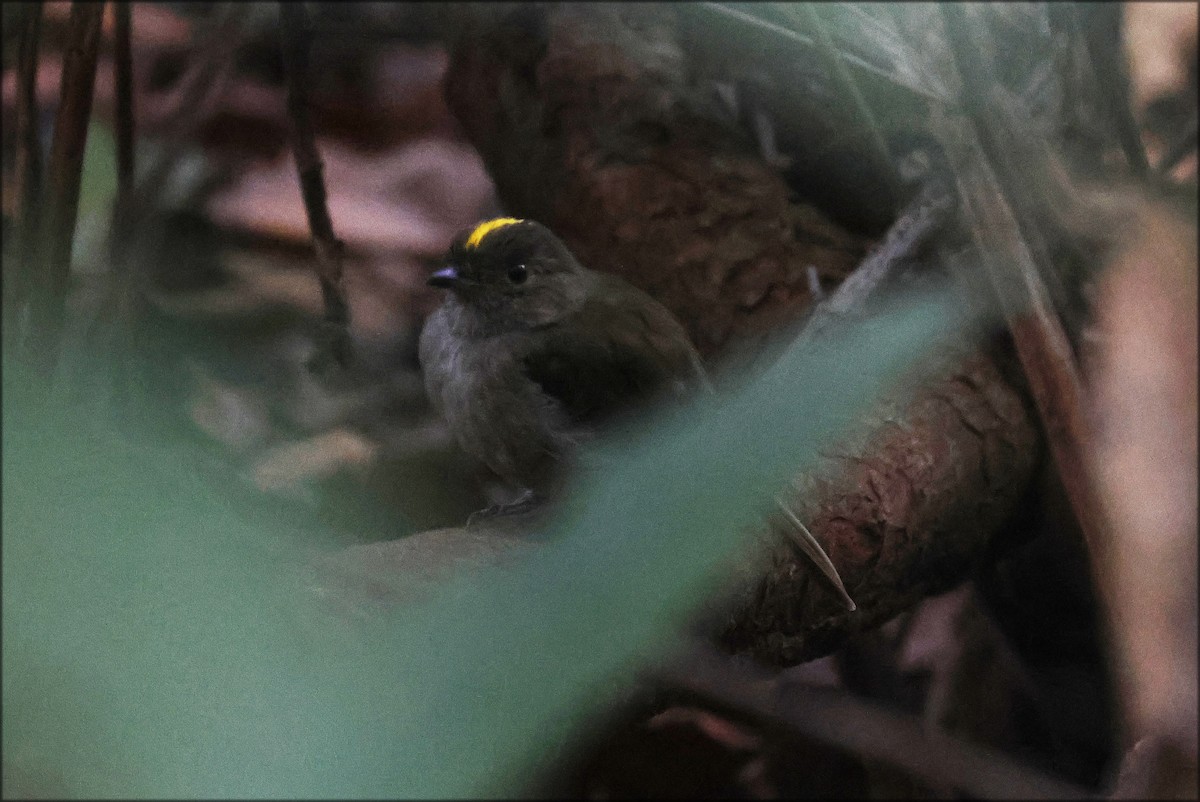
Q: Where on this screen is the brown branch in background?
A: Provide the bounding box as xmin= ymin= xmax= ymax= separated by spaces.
xmin=935 ymin=5 xmax=1112 ymax=561
xmin=26 ymin=1 xmax=106 ymax=381
xmin=780 ymin=3 xmax=902 ymax=212
xmin=113 ymin=2 xmax=135 ymax=198
xmin=444 ymin=3 xmax=868 ymax=355
xmin=278 ymin=2 xmax=353 ymax=373
xmin=656 ymin=644 xmax=1093 ymax=800
xmin=6 ymin=1 xmax=45 ymax=349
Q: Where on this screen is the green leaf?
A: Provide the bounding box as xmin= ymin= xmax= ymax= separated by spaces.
xmin=3 ymin=289 xmax=972 ymax=797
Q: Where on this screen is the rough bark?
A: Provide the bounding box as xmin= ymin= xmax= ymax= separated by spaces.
xmin=719 ymin=347 xmax=1039 ymax=665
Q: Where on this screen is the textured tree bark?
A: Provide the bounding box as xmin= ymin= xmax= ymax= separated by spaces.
xmin=718 ymin=347 xmax=1039 ymax=665
xmin=331 ymin=3 xmax=1047 ymax=665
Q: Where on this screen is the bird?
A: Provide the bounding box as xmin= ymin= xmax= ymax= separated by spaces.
xmin=419 ymin=217 xmax=855 ymax=609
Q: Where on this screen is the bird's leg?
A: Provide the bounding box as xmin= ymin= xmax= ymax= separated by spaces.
xmin=775 ymin=496 xmax=857 ymax=611
xmin=467 ymin=488 xmax=543 ymax=528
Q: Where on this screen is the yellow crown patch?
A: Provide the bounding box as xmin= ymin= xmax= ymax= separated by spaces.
xmin=466 ymin=217 xmax=524 ymax=249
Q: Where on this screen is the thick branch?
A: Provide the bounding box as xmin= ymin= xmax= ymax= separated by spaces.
xmin=718 ymin=346 xmax=1038 ymax=664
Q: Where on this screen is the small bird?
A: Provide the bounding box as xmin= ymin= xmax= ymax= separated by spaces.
xmin=419 ymin=217 xmax=855 ymax=609
xmin=419 ymin=217 xmax=707 ymax=514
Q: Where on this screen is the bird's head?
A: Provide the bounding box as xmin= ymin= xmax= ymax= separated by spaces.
xmin=429 ymin=218 xmax=588 ymax=331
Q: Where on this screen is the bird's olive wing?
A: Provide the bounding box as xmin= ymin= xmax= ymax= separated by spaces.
xmin=520 ymin=289 xmax=707 ymax=428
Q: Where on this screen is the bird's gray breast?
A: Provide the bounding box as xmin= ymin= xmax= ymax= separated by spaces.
xmin=419 ymin=306 xmax=572 ymax=484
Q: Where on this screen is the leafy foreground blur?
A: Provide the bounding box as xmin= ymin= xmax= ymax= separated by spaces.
xmin=4 ymin=290 xmax=969 ymax=797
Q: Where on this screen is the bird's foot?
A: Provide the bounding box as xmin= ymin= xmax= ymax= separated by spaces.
xmin=467 ymin=490 xmax=543 ymax=529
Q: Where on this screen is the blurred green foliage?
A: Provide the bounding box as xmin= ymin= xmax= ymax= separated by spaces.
xmin=3 ymin=290 xmax=973 ymax=797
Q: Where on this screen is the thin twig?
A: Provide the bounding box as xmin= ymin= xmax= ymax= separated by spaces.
xmin=7 ymin=1 xmax=45 ymax=349
xmin=27 ymin=1 xmax=106 ymax=381
xmin=935 ymin=5 xmax=1113 ymax=561
xmin=934 ymin=6 xmax=1083 ymax=332
xmin=780 ymin=3 xmax=901 ymax=212
xmin=655 ymin=643 xmax=1092 ymax=800
xmin=279 ymin=1 xmax=353 ymax=372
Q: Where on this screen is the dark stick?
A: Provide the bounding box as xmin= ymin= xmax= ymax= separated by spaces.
xmin=278 ymin=2 xmax=353 ymax=372
xmin=656 ymin=645 xmax=1092 ymax=800
xmin=113 ymin=2 xmax=135 ymax=197
xmin=27 ymin=1 xmax=106 ymax=381
xmin=7 ymin=1 xmax=45 ymax=349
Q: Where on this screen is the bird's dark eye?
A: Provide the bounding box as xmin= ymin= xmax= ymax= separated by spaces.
xmin=507 ymin=264 xmax=528 ymax=284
